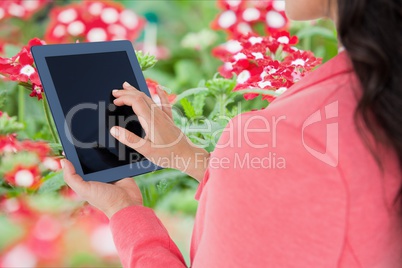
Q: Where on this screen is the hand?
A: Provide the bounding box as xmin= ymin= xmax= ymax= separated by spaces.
xmin=111 ymin=82 xmax=209 ymax=182
xmin=62 ymin=159 xmax=142 ymax=219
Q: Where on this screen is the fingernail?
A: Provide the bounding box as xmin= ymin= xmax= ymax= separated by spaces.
xmin=110 ymin=127 xmax=119 ymax=137
xmin=60 ymin=159 xmax=65 ymax=169
xmin=112 ymin=89 xmax=118 ymax=93
xmin=123 ymin=81 xmax=131 ymax=87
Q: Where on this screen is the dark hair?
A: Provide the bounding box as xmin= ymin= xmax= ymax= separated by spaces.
xmin=336 ymin=0 xmax=402 ymax=208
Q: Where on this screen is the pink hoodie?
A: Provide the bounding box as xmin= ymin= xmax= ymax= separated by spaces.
xmin=110 ymin=51 xmax=402 ymax=267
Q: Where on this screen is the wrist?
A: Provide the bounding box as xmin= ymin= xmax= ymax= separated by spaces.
xmin=183 ymin=147 xmax=210 ymax=182
xmin=106 ymin=199 xmax=142 ymax=219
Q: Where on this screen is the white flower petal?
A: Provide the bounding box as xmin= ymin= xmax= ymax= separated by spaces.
xmin=15 ymin=170 xmax=34 ymax=187
xmin=237 ymin=70 xmax=250 ymax=84
xmin=277 ymin=36 xmax=290 ymax=44
xmin=291 ymin=59 xmax=306 ymax=66
xmin=89 ymin=2 xmax=103 ymax=16
xmin=234 ymin=52 xmax=247 ymax=61
xmin=273 ymin=1 xmax=286 ymax=11
xmin=3 ymin=198 xmax=20 ymax=212
xmin=237 ymin=22 xmax=252 ymax=34
xmin=67 ymin=21 xmax=85 ymax=36
xmin=218 ymin=10 xmax=237 ymax=29
xmin=53 ymin=24 xmax=66 ymax=38
xmin=266 ymin=11 xmax=286 ymax=29
xmin=87 ymin=28 xmax=107 ymax=42
xmin=101 ymin=7 xmax=119 ymax=24
xmin=249 ymin=36 xmax=263 ymax=45
xmin=43 ymin=157 xmax=60 ymax=171
xmin=252 ymin=52 xmax=264 ymax=60
xmin=8 ymin=3 xmax=25 ymax=17
xmin=225 ymin=40 xmax=243 ymax=53
xmin=223 ymin=62 xmax=233 ymax=71
xmin=2 ymin=245 xmax=37 ymax=268
xmin=226 ymin=0 xmax=241 ymax=7
xmin=108 ymin=24 xmax=127 ymax=38
xmin=242 ymin=8 xmax=260 ymax=21
xmin=120 ymin=10 xmax=138 ymax=30
xmin=22 ymin=0 xmax=39 ymax=11
xmin=276 ymin=87 xmax=288 ymax=94
xmin=258 ymin=80 xmax=272 ymax=88
xmin=20 ymin=65 xmax=35 ymax=77
xmin=58 ymin=8 xmax=77 ymax=24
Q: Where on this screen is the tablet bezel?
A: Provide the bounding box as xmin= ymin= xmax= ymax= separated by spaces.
xmin=31 ymin=40 xmax=161 ymax=183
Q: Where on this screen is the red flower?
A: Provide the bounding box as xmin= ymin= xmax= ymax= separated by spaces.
xmin=212 ymin=0 xmax=288 ymax=39
xmin=4 ymin=165 xmax=41 ymax=189
xmin=0 ymin=134 xmax=18 ymax=153
xmin=30 ymin=83 xmax=43 ymax=100
xmin=146 ymin=78 xmax=176 ymax=104
xmin=0 ymin=0 xmax=48 ymax=21
xmin=45 ymin=1 xmax=145 ymax=44
xmin=0 ymin=38 xmax=45 ymax=99
xmin=19 ymin=140 xmax=51 ymax=160
xmin=213 ymin=32 xmax=321 ymax=102
xmin=282 ymin=50 xmax=322 ymax=71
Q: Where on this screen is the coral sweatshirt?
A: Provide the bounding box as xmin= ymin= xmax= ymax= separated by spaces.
xmin=110 ymin=51 xmax=402 ymax=267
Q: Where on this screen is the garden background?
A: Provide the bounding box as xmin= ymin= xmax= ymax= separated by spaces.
xmin=0 ymin=0 xmax=338 ymax=266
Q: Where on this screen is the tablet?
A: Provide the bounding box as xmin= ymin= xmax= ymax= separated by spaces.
xmin=31 ymin=40 xmax=160 ymax=183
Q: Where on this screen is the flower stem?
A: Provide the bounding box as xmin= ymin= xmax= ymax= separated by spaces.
xmin=43 ymin=95 xmax=59 ymax=143
xmin=18 ymin=85 xmax=25 ymax=123
xmin=219 ymin=94 xmax=226 ymax=117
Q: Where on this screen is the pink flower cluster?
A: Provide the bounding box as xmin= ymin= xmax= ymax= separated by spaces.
xmin=213 ymin=32 xmax=322 ymax=102
xmin=0 ymin=38 xmax=45 ymax=100
xmin=45 ymin=0 xmax=145 ymax=43
xmin=0 ymin=0 xmax=48 ymax=21
xmin=212 ymin=0 xmax=288 ymax=39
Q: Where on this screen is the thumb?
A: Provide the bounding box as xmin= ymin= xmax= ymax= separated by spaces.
xmin=62 ymin=159 xmax=90 ymax=196
xmin=114 ymin=177 xmax=137 ymax=188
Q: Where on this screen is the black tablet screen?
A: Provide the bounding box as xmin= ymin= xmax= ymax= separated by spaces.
xmin=46 ymin=51 xmax=145 ymax=175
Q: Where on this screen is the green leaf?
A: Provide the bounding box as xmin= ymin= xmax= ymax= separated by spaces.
xmin=136 ymin=50 xmax=157 ymax=71
xmin=180 ymin=98 xmax=196 ymax=119
xmin=193 ymin=92 xmax=206 ymax=116
xmin=173 ymin=87 xmax=208 ymax=104
xmin=0 ymin=152 xmax=39 ymax=175
xmin=0 ymin=113 xmax=24 ymax=135
xmin=0 ymin=216 xmax=24 ymax=251
xmin=205 ymin=77 xmax=237 ymax=96
xmin=38 ymin=171 xmax=65 ymax=194
xmin=0 ymin=186 xmax=9 ymax=196
xmin=3 ymin=44 xmax=21 ymax=58
xmin=48 ymin=142 xmax=63 ymax=156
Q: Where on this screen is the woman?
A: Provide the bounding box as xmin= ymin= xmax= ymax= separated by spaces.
xmin=62 ymin=0 xmax=402 ymax=266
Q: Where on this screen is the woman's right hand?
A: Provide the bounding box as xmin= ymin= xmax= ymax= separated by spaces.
xmin=110 ymin=82 xmax=209 ymax=182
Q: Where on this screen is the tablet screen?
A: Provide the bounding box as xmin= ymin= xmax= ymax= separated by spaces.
xmin=46 ymin=51 xmax=145 ymax=175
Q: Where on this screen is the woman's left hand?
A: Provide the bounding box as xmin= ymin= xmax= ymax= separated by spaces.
xmin=62 ymin=159 xmax=142 ymax=219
